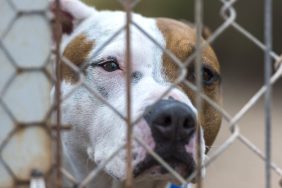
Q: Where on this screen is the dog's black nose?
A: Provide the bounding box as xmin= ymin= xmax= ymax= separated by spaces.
xmin=144 ymin=99 xmax=196 ymax=143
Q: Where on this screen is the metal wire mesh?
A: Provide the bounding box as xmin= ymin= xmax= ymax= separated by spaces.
xmin=0 ymin=0 xmax=281 ymax=188
xmin=0 ymin=0 xmax=53 ymax=187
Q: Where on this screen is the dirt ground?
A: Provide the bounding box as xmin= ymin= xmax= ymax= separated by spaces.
xmin=193 ymin=74 xmax=282 ymax=188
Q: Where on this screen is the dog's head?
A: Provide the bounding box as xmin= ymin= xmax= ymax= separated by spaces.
xmin=53 ymin=0 xmax=222 ymax=183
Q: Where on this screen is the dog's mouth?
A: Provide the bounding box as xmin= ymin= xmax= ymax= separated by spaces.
xmin=133 ymin=151 xmax=195 ymax=181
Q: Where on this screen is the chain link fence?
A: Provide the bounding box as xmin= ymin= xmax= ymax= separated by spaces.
xmin=0 ymin=0 xmax=281 ymax=188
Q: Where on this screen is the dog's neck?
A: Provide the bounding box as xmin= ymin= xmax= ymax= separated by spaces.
xmin=105 ymin=178 xmax=167 ymax=188
xmin=78 ymin=167 xmax=167 ymax=188
xmin=112 ymin=180 xmax=167 ymax=188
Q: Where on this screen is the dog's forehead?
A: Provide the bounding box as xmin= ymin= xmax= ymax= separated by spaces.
xmin=87 ymin=11 xmax=165 ymax=70
xmin=83 ymin=12 xmax=220 ymax=73
xmin=156 ymin=18 xmax=220 ymax=73
xmin=85 ymin=11 xmax=161 ymax=44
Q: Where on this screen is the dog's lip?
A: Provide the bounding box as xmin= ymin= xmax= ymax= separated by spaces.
xmin=133 ymin=154 xmax=195 ymax=179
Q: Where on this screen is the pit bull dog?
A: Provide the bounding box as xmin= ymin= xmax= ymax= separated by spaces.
xmin=51 ymin=0 xmax=222 ymax=187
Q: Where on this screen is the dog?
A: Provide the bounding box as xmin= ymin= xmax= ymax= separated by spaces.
xmin=51 ymin=0 xmax=222 ymax=187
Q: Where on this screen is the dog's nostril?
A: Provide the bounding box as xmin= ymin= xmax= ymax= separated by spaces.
xmin=163 ymin=116 xmax=172 ymax=126
xmin=168 ymin=96 xmax=175 ymax=100
xmin=161 ymin=115 xmax=172 ymax=126
xmin=183 ymin=116 xmax=195 ymax=130
xmin=154 ymin=115 xmax=172 ymax=127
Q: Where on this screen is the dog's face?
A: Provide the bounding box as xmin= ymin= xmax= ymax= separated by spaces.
xmin=55 ymin=0 xmax=221 ymax=183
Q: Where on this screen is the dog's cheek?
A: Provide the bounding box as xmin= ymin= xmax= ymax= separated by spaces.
xmin=94 ymin=140 xmax=128 ymax=180
xmin=85 ymin=68 xmax=125 ymax=100
xmin=105 ymin=159 xmax=127 ymax=180
xmin=91 ymin=106 xmax=128 ymax=171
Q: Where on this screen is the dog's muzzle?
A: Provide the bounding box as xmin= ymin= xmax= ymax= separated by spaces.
xmin=134 ymin=99 xmax=197 ymax=178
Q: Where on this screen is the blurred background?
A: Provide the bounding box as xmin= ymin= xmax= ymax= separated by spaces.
xmin=83 ymin=0 xmax=282 ymax=187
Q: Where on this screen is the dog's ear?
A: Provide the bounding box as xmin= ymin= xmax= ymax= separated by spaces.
xmin=50 ymin=0 xmax=96 ymax=39
xmin=180 ymin=20 xmax=212 ymax=40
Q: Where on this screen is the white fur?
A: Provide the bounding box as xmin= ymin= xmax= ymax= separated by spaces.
xmin=53 ymin=0 xmax=207 ymax=187
xmin=52 ymin=0 xmax=96 ymax=20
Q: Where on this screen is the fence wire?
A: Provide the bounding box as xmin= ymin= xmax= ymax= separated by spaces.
xmin=0 ymin=0 xmax=281 ymax=188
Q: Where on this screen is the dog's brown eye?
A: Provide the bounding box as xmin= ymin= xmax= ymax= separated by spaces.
xmin=202 ymin=67 xmax=214 ymax=84
xmin=90 ymin=57 xmax=120 ymax=72
xmin=100 ymin=61 xmax=119 ymax=72
xmin=187 ymin=66 xmax=218 ymax=85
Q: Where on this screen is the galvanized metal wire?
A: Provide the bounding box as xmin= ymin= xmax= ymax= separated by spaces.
xmin=0 ymin=0 xmax=281 ymax=188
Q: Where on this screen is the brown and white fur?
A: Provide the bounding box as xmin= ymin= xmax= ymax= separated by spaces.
xmin=51 ymin=0 xmax=222 ymax=187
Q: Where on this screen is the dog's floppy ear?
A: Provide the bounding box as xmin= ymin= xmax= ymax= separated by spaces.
xmin=50 ymin=0 xmax=96 ymax=38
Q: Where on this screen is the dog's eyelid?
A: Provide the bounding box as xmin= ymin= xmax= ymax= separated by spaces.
xmin=106 ymin=56 xmax=117 ymax=61
xmin=89 ymin=58 xmax=104 ymax=67
xmin=90 ymin=56 xmax=119 ymax=66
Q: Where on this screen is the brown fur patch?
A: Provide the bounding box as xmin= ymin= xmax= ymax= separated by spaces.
xmin=157 ymin=18 xmax=195 ymax=82
xmin=156 ymin=18 xmax=222 ymax=149
xmin=62 ymin=34 xmax=94 ymax=83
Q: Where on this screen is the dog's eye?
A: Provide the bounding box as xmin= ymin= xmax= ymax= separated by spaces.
xmin=202 ymin=67 xmax=215 ymax=85
xmin=187 ymin=66 xmax=218 ymax=85
xmin=100 ymin=61 xmax=119 ymax=72
xmin=96 ymin=57 xmax=120 ymax=72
